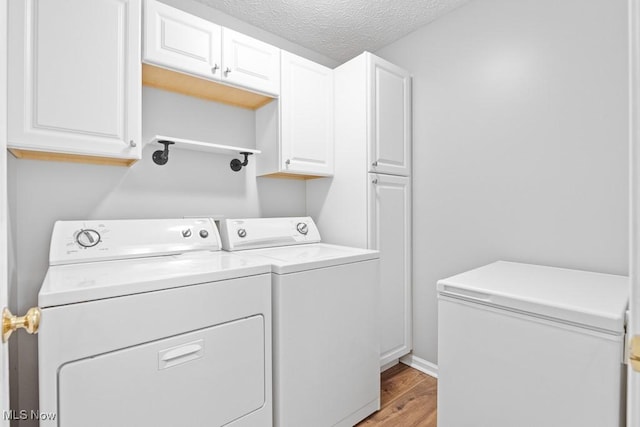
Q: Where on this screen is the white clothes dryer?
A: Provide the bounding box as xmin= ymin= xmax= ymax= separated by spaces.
xmin=219 ymin=217 xmax=380 ymax=427
xmin=38 ymin=218 xmax=273 ymax=427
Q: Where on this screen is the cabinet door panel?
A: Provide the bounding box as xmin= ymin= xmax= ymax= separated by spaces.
xmin=37 ymin=0 xmax=121 ymax=136
xmin=369 ymin=174 xmax=412 ymax=365
xmin=143 ymin=0 xmax=221 ymax=80
xmin=369 ymin=56 xmax=411 ymax=176
xmin=222 ymin=28 xmax=280 ymax=95
xmin=280 ymin=51 xmax=333 ymax=176
xmin=8 ymin=0 xmax=141 ymax=159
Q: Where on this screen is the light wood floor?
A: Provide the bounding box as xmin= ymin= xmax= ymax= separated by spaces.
xmin=357 ymin=363 xmax=438 ymax=427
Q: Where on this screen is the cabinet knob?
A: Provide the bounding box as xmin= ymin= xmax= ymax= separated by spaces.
xmin=211 ymin=64 xmax=219 ymax=74
xmin=285 ymin=159 xmax=291 ymax=166
xmin=129 ymin=140 xmax=137 ymax=148
xmin=372 ymin=161 xmax=378 ymax=167
xmin=372 ymin=178 xmax=378 ymax=184
xmin=224 ymin=67 xmax=232 ymax=76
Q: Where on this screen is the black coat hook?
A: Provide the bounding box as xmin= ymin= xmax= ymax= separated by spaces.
xmin=152 ymin=140 xmax=174 ymax=165
xmin=230 ymin=152 xmax=253 ymax=171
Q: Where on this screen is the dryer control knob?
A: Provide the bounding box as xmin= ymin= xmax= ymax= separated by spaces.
xmin=76 ymin=229 xmax=100 ymax=248
xmin=237 ymin=228 xmax=247 ymax=238
xmin=296 ymin=222 xmax=308 ymax=235
xmin=199 ymin=229 xmax=209 ymax=238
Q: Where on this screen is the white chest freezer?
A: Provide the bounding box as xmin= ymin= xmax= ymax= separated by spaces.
xmin=437 ymin=261 xmax=628 ymax=427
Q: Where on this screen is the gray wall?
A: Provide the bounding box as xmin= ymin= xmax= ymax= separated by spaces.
xmin=376 ymin=0 xmax=629 ymax=365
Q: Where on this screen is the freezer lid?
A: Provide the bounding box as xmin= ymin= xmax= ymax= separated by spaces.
xmin=238 ymin=243 xmax=379 ymax=274
xmin=437 ymin=261 xmax=629 ymax=333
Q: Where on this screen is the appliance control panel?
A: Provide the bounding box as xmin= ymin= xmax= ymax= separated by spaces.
xmin=219 ymin=217 xmax=321 ymax=251
xmin=49 ymin=218 xmax=221 ymax=266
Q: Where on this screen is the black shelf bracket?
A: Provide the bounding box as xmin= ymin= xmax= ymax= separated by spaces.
xmin=230 ymin=152 xmax=253 ymax=172
xmin=152 ymin=140 xmax=175 ymax=165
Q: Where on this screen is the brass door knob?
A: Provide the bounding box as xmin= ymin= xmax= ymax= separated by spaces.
xmin=631 ymin=335 xmax=640 ymax=372
xmin=2 ymin=307 xmax=41 ymax=343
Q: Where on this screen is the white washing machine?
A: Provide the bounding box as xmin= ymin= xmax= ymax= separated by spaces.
xmin=219 ymin=217 xmax=381 ymax=427
xmin=437 ymin=261 xmax=629 ymax=427
xmin=38 ymin=218 xmax=273 ymax=427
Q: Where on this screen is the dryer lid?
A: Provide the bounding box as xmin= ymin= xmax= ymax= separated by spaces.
xmin=39 ymin=251 xmax=271 ymax=307
xmin=437 ymin=261 xmax=629 ymax=334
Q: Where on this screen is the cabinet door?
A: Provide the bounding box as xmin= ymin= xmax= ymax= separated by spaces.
xmin=280 ymin=51 xmax=333 ymax=176
xmin=8 ymin=0 xmax=141 ymax=161
xmin=369 ymin=173 xmax=412 ymax=366
xmin=369 ymin=54 xmax=411 ymax=176
xmin=222 ymin=28 xmax=280 ymax=95
xmin=143 ymin=0 xmax=222 ymax=80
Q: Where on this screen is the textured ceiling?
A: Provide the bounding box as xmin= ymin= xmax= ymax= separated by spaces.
xmin=194 ymin=0 xmax=472 ymax=63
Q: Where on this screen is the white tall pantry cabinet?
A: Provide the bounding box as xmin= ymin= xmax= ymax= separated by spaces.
xmin=307 ymin=52 xmax=412 ymax=367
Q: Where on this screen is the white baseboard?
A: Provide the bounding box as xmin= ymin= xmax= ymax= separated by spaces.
xmin=400 ymin=354 xmax=438 ymax=378
xmin=380 ymin=359 xmax=399 ymax=373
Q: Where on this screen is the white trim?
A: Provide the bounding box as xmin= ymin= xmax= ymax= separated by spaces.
xmin=0 ymin=0 xmax=9 ymax=423
xmin=380 ymin=359 xmax=399 ymax=373
xmin=629 ymin=0 xmax=640 ymax=425
xmin=400 ymin=354 xmax=438 ymax=379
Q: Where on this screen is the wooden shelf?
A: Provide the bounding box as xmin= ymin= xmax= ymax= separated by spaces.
xmin=142 ymin=64 xmax=275 ymax=110
xmin=149 ymin=135 xmax=261 ymax=156
xmin=8 ymin=148 xmax=138 ymax=167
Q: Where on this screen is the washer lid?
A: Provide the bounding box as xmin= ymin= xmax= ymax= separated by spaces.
xmin=239 ymin=243 xmax=379 ymax=274
xmin=39 ymin=251 xmax=271 ymax=307
xmin=437 ymin=261 xmax=629 ymax=334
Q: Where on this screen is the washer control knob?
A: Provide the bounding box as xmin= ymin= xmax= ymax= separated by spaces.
xmin=199 ymin=229 xmax=209 ymax=238
xmin=237 ymin=228 xmax=247 ymax=238
xmin=296 ymin=222 xmax=308 ymax=235
xmin=76 ymin=229 xmax=100 ymax=248
xmin=182 ymin=229 xmax=192 ymax=238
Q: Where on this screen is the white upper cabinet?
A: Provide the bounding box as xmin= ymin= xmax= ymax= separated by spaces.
xmin=256 ymin=51 xmax=333 ymax=178
xmin=222 ymin=29 xmax=280 ymax=96
xmin=280 ymin=51 xmax=333 ymax=176
xmin=369 ymin=55 xmax=411 ymax=176
xmin=8 ymin=0 xmax=142 ymax=165
xmin=143 ymin=0 xmax=221 ymax=80
xmin=143 ymin=0 xmax=280 ymax=97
